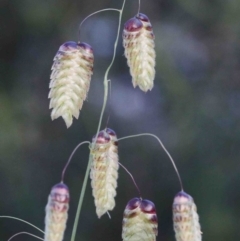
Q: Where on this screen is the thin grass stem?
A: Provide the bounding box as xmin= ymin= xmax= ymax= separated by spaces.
xmin=71 ymin=1 xmax=127 ymax=240
xmin=70 ymin=155 xmax=92 ymax=241
xmin=8 ymin=232 xmax=43 ymax=241
xmin=78 ymin=8 xmax=120 ymax=41
xmin=0 ymin=216 xmax=44 ymax=234
xmin=118 ymin=162 xmax=142 ymax=197
xmin=117 ymin=133 xmax=184 ymax=191
xmin=61 ymin=141 xmax=90 ymax=183
xmin=96 ymin=0 xmax=126 ymax=137
xmin=138 ymin=0 xmax=141 ymax=14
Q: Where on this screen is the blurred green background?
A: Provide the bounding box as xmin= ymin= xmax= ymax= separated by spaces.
xmin=1 ymin=0 xmax=240 ymax=240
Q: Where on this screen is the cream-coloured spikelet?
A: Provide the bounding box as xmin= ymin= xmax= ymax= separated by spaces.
xmin=49 ymin=41 xmax=94 ymax=128
xmin=44 ymin=183 xmax=69 ymax=241
xmin=122 ymin=197 xmax=158 ymax=241
xmin=173 ymin=191 xmax=202 ymax=241
xmin=123 ymin=13 xmax=156 ymax=92
xmin=89 ymin=128 xmax=119 ymax=218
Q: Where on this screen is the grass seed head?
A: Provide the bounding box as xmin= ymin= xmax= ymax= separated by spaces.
xmin=49 ymin=41 xmax=94 ymax=128
xmin=123 ymin=13 xmax=156 ymax=92
xmin=173 ymin=191 xmax=202 ymax=241
xmin=90 ymin=129 xmax=119 ymax=218
xmin=122 ymin=197 xmax=158 ymax=241
xmin=44 ymin=183 xmax=69 ymax=241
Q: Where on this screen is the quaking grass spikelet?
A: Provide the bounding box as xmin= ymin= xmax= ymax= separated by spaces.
xmin=49 ymin=41 xmax=94 ymax=128
xmin=173 ymin=191 xmax=202 ymax=241
xmin=123 ymin=13 xmax=156 ymax=92
xmin=122 ymin=198 xmax=158 ymax=241
xmin=90 ymin=128 xmax=119 ymax=218
xmin=44 ymin=183 xmax=69 ymax=241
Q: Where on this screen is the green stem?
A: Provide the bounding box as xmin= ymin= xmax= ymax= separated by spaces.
xmin=78 ymin=8 xmax=120 ymax=41
xmin=96 ymin=0 xmax=126 ymax=136
xmin=117 ymin=133 xmax=184 ymax=191
xmin=70 ymin=155 xmax=92 ymax=241
xmin=0 ymin=216 xmax=44 ymax=234
xmin=8 ymin=232 xmax=43 ymax=241
xmin=70 ymin=1 xmax=126 ymax=241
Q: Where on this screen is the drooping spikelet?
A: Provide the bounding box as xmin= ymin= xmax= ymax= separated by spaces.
xmin=49 ymin=41 xmax=94 ymax=128
xmin=122 ymin=197 xmax=158 ymax=241
xmin=90 ymin=128 xmax=119 ymax=218
xmin=173 ymin=191 xmax=202 ymax=241
xmin=44 ymin=183 xmax=69 ymax=241
xmin=123 ymin=13 xmax=156 ymax=92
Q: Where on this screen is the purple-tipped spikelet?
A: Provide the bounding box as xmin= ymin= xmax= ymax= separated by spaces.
xmin=44 ymin=183 xmax=69 ymax=241
xmin=122 ymin=198 xmax=158 ymax=241
xmin=49 ymin=41 xmax=94 ymax=128
xmin=123 ymin=13 xmax=156 ymax=92
xmin=173 ymin=191 xmax=202 ymax=241
xmin=90 ymin=128 xmax=119 ymax=218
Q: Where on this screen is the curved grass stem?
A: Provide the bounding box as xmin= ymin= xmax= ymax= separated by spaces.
xmin=61 ymin=141 xmax=90 ymax=183
xmin=70 ymin=155 xmax=92 ymax=241
xmin=71 ymin=1 xmax=126 ymax=241
xmin=78 ymin=8 xmax=120 ymax=42
xmin=0 ymin=216 xmax=44 ymax=234
xmin=8 ymin=232 xmax=43 ymax=241
xmin=95 ymin=0 xmax=126 ymax=137
xmin=118 ymin=133 xmax=184 ymax=191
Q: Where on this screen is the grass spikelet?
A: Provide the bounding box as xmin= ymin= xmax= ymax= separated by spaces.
xmin=49 ymin=41 xmax=94 ymax=128
xmin=90 ymin=128 xmax=119 ymax=218
xmin=123 ymin=13 xmax=156 ymax=92
xmin=44 ymin=183 xmax=69 ymax=241
xmin=173 ymin=191 xmax=202 ymax=241
xmin=122 ymin=197 xmax=158 ymax=241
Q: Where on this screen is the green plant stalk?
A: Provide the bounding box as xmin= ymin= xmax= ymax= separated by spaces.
xmin=96 ymin=1 xmax=126 ymax=136
xmin=8 ymin=232 xmax=44 ymax=241
xmin=117 ymin=133 xmax=183 ymax=191
xmin=0 ymin=216 xmax=44 ymax=234
xmin=70 ymin=1 xmax=126 ymax=241
xmin=70 ymin=154 xmax=92 ymax=241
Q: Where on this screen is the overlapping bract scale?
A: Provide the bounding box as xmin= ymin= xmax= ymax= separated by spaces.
xmin=123 ymin=13 xmax=156 ymax=92
xmin=49 ymin=41 xmax=94 ymax=128
xmin=44 ymin=183 xmax=69 ymax=241
xmin=173 ymin=191 xmax=202 ymax=241
xmin=122 ymin=197 xmax=158 ymax=241
xmin=90 ymin=128 xmax=119 ymax=218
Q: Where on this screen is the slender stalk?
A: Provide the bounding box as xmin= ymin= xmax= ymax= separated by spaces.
xmin=8 ymin=232 xmax=43 ymax=241
xmin=138 ymin=0 xmax=141 ymax=14
xmin=96 ymin=0 xmax=126 ymax=137
xmin=70 ymin=155 xmax=92 ymax=241
xmin=71 ymin=1 xmax=126 ymax=241
xmin=61 ymin=141 xmax=90 ymax=183
xmin=78 ymin=8 xmax=120 ymax=42
xmin=118 ymin=162 xmax=142 ymax=198
xmin=0 ymin=216 xmax=44 ymax=234
xmin=118 ymin=133 xmax=184 ymax=191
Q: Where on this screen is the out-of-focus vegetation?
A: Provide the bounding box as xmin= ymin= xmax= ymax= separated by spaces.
xmin=0 ymin=0 xmax=240 ymax=240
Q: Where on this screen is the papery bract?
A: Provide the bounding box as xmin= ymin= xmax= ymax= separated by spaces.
xmin=44 ymin=183 xmax=69 ymax=241
xmin=123 ymin=13 xmax=156 ymax=92
xmin=90 ymin=128 xmax=119 ymax=218
xmin=49 ymin=41 xmax=94 ymax=128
